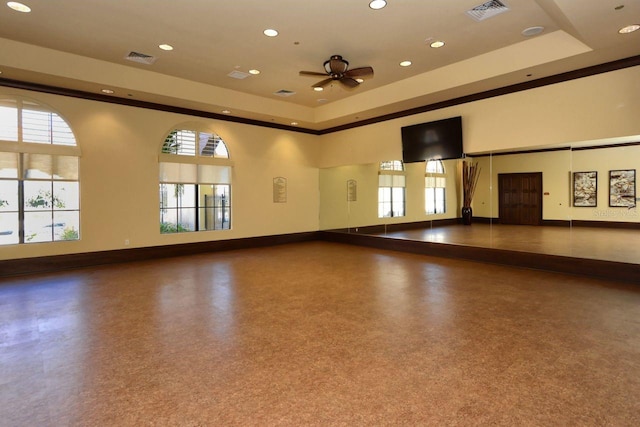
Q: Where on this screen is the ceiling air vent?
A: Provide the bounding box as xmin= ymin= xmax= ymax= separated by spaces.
xmin=125 ymin=51 xmax=157 ymax=65
xmin=466 ymin=0 xmax=510 ymax=21
xmin=227 ymin=70 xmax=250 ymax=79
xmin=274 ymin=89 xmax=296 ymax=97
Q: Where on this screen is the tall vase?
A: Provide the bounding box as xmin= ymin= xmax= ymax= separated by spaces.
xmin=461 ymin=206 xmax=472 ymax=225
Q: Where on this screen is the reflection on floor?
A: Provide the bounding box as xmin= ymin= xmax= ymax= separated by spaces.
xmin=370 ymin=223 xmax=640 ymax=265
xmin=1 ymin=241 xmax=640 ymax=425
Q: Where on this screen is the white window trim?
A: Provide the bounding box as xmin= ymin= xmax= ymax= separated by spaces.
xmin=0 ymin=141 xmax=81 ymax=157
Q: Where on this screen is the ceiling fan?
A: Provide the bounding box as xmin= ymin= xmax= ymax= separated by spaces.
xmin=299 ymin=55 xmax=374 ymax=89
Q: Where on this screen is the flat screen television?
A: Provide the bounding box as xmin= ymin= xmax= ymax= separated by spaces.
xmin=401 ymin=116 xmax=463 ymax=163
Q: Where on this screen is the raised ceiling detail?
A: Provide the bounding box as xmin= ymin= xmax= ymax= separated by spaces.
xmin=0 ymin=1 xmax=638 ymax=131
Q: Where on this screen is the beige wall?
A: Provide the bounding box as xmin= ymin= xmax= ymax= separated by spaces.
xmin=435 ymin=146 xmax=639 ymax=224
xmin=2 ymin=65 xmax=639 ymax=260
xmin=473 ymin=150 xmax=573 ymax=221
xmin=571 ymin=145 xmax=640 ymax=222
xmin=0 ymin=88 xmax=319 ymax=261
xmin=317 ymin=65 xmax=639 ymax=229
xmin=319 ymin=160 xmax=460 ymax=230
xmin=320 ymin=144 xmax=640 ymax=230
xmin=317 ymin=66 xmax=640 ymax=167
xmin=321 ymin=144 xmax=640 ymax=229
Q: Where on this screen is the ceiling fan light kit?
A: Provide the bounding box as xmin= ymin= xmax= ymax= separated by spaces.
xmin=324 ymin=56 xmax=349 ymax=75
xmin=300 ymin=55 xmax=374 ymax=90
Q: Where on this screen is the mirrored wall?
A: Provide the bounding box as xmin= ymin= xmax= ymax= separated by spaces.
xmin=319 ymin=141 xmax=640 ymax=265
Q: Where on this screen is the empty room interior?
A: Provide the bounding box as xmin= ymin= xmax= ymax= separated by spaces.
xmin=1 ymin=0 xmax=639 ymax=425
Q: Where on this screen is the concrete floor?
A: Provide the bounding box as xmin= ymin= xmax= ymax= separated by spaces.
xmin=1 ymin=241 xmax=640 ymax=425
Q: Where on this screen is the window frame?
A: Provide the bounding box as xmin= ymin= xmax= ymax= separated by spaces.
xmin=158 ymin=127 xmax=233 ymax=234
xmin=425 ymin=160 xmax=446 ymax=215
xmin=378 ymin=160 xmax=406 ymax=218
xmin=0 ymin=98 xmax=80 ymax=245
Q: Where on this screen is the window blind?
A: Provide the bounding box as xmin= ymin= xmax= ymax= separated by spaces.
xmin=22 ymin=108 xmax=76 ymax=146
xmin=159 ymin=162 xmax=231 ymax=184
xmin=379 ymin=174 xmax=405 ymax=187
xmin=0 ymin=102 xmax=18 ymax=142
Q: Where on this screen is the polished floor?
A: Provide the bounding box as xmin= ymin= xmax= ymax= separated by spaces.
xmin=370 ymin=223 xmax=640 ymax=265
xmin=1 ymin=241 xmax=640 ymax=425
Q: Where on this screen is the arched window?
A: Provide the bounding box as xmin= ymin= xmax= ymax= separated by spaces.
xmin=378 ymin=160 xmax=406 ymax=218
xmin=425 ymin=160 xmax=446 ymax=214
xmin=159 ymin=128 xmax=232 ymax=233
xmin=379 ymin=160 xmax=404 ymax=172
xmin=161 ymin=129 xmax=229 ymax=158
xmin=0 ymin=98 xmax=80 ymax=245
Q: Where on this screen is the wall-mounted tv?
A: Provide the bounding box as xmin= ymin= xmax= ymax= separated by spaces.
xmin=401 ymin=116 xmax=463 ymax=163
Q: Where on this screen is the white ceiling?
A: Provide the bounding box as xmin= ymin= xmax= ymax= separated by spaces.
xmin=0 ymin=0 xmax=638 ymax=130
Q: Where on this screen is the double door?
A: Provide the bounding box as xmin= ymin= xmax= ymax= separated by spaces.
xmin=498 ymin=173 xmax=542 ymax=225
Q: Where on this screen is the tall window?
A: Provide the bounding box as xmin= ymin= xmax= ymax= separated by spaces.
xmin=425 ymin=160 xmax=446 ymax=214
xmin=378 ymin=160 xmax=406 ymax=218
xmin=0 ymin=99 xmax=80 ymax=245
xmin=159 ymin=129 xmax=232 ymax=233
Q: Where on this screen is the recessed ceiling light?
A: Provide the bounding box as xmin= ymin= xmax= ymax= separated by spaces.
xmin=399 ymin=60 xmax=412 ymax=67
xmin=248 ymin=69 xmax=260 ymax=75
xmin=158 ymin=44 xmax=174 ymax=51
xmin=263 ymin=29 xmax=278 ymax=37
xmin=430 ymin=40 xmax=445 ymax=48
xmin=313 ymin=87 xmax=324 ymax=92
xmin=7 ymin=2 xmax=30 ymax=12
xmin=522 ymin=26 xmax=545 ymax=37
xmin=619 ymin=24 xmax=640 ymax=34
xmin=291 ymin=122 xmax=299 ymax=126
xmin=317 ymin=99 xmax=328 ymax=103
xmin=369 ymin=0 xmax=387 ymax=10
xmin=222 ymin=110 xmax=231 ymax=114
xmin=101 ymin=89 xmax=114 ymax=94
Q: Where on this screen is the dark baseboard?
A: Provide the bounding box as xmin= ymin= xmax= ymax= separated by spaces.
xmin=3 ymin=224 xmax=639 ymax=282
xmin=330 ymin=218 xmax=460 ymax=235
xmin=388 ymin=219 xmax=457 ymax=231
xmin=543 ymin=220 xmax=571 ymax=227
xmin=471 ymin=218 xmax=637 ymax=229
xmin=570 ymin=220 xmax=640 ymax=230
xmin=0 ymin=232 xmax=318 ymax=278
xmin=542 ymin=219 xmax=640 ymax=229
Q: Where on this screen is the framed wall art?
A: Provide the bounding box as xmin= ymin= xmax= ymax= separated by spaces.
xmin=573 ymin=171 xmax=597 ymax=207
xmin=347 ymin=179 xmax=357 ymax=202
xmin=273 ymin=177 xmax=287 ymax=203
xmin=609 ymin=169 xmax=636 ymax=208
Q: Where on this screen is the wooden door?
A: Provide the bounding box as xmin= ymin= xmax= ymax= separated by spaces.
xmin=498 ymin=173 xmax=542 ymax=225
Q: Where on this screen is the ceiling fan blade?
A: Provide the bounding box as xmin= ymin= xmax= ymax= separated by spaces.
xmin=313 ymin=77 xmax=334 ymax=88
xmin=344 ymin=66 xmax=374 ymax=78
xmin=299 ymin=71 xmax=329 ymax=77
xmin=339 ymin=77 xmax=360 ymax=88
